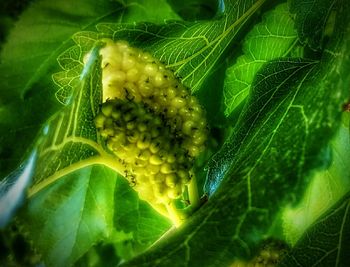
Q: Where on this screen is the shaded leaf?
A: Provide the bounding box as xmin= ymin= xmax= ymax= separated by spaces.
xmin=166 ymin=0 xmax=219 ymax=21
xmin=290 ymin=0 xmax=336 ymax=50
xmin=0 ymin=0 xmax=123 ymax=102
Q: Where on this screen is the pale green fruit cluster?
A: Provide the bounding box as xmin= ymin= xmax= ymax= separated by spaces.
xmin=94 ymin=39 xmax=207 ymax=206
xmin=99 ymin=39 xmax=207 ymax=158
xmin=95 ymin=99 xmax=191 ymax=204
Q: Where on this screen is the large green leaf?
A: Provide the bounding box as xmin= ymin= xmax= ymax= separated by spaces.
xmin=22 ymin=165 xmax=171 ymax=267
xmin=54 ymin=0 xmax=266 ymax=104
xmin=112 ymin=177 xmax=171 ymax=260
xmin=20 ymin=51 xmax=115 ymax=267
xmin=22 ymin=165 xmax=118 ymax=267
xmin=223 ymin=3 xmax=298 ymax=116
xmin=282 ymin=113 xmax=350 ymax=246
xmin=121 ymin=1 xmax=350 ymax=266
xmin=279 ymin=190 xmax=350 ymax=267
xmin=28 ymin=46 xmax=105 ymax=192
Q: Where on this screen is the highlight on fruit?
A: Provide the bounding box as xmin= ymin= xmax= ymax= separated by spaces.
xmin=91 ymin=39 xmax=208 ymax=226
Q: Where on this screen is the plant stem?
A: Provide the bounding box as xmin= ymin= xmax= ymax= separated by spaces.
xmin=166 ymin=201 xmax=185 ymax=227
xmin=188 ymin=171 xmax=200 ymax=210
xmin=148 ymin=202 xmax=170 ymax=220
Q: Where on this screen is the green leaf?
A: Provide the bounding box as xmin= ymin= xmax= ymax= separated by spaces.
xmin=55 ymin=0 xmax=266 ymax=101
xmin=121 ymin=1 xmax=350 ymax=265
xmin=223 ymin=3 xmax=298 ymax=116
xmin=290 ymin=0 xmax=336 ymax=50
xmin=112 ymin=178 xmax=171 ymax=260
xmin=28 ymin=48 xmax=106 ymax=191
xmin=0 ymin=0 xmax=124 ymax=180
xmin=21 ymin=165 xmax=118 ymax=267
xmin=22 ymin=164 xmax=171 ymax=267
xmin=282 ymin=113 xmax=350 ymax=246
xmin=18 ymin=53 xmax=118 ymax=266
xmin=279 ymin=190 xmax=350 ymax=267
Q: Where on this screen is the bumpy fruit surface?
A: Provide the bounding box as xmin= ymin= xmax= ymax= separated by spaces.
xmin=95 ymin=99 xmax=192 ymax=204
xmin=93 ymin=39 xmax=208 ymax=211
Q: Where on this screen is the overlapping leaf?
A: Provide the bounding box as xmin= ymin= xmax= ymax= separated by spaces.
xmin=223 ymin=3 xmax=298 ymax=116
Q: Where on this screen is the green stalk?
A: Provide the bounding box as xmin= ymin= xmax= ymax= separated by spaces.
xmin=187 ymin=171 xmax=200 ymax=210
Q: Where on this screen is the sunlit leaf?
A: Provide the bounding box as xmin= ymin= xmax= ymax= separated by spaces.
xmin=223 ymin=3 xmax=298 ymax=116
xmin=280 ymin=191 xmax=350 ymax=267
xmin=22 ymin=165 xmax=118 ymax=267
xmin=282 ymin=113 xmax=350 ymax=246
xmin=53 ymin=0 xmax=266 ymax=104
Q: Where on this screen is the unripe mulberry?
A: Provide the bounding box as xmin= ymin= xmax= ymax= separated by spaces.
xmin=98 ymin=39 xmax=207 ymax=158
xmin=95 ymin=99 xmax=191 ymax=205
xmin=93 ymin=39 xmax=208 ymax=214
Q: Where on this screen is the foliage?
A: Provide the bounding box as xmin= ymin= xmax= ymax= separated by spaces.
xmin=0 ymin=0 xmax=349 ymax=266
xmin=280 ymin=190 xmax=350 ymax=267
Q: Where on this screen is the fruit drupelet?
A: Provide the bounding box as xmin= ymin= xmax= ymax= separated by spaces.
xmin=92 ymin=39 xmax=208 ymax=224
